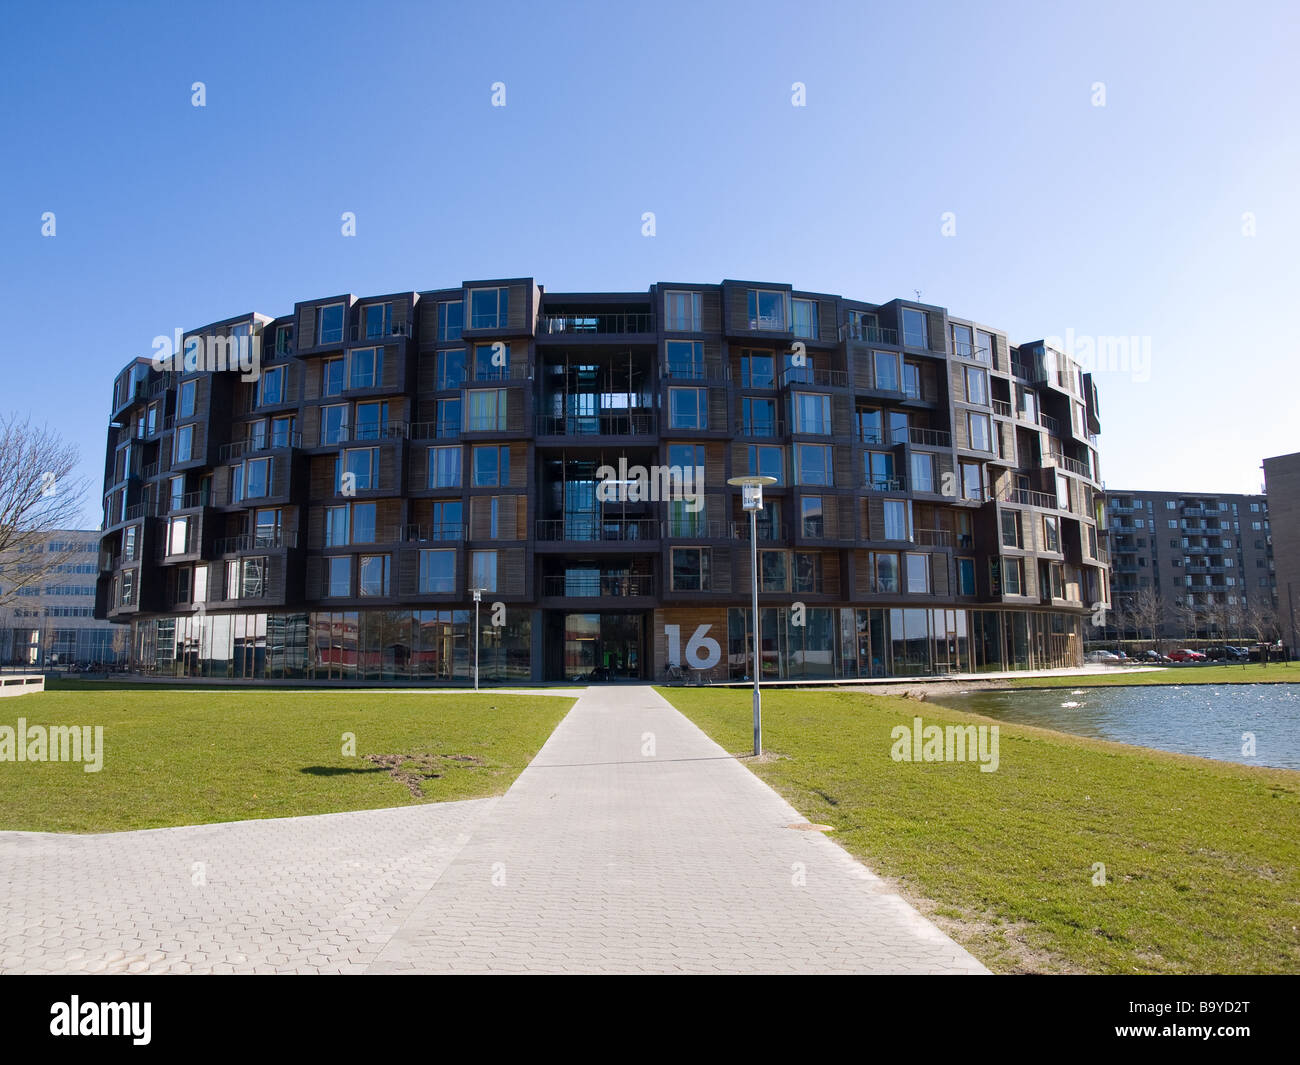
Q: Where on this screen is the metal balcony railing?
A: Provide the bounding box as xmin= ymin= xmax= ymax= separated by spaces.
xmin=864 ymin=477 xmax=905 ymax=492
xmin=213 ymin=530 xmax=297 ymax=554
xmin=913 ymin=528 xmax=952 ymax=548
xmin=535 ymin=412 xmax=656 ymax=436
xmin=1003 ymin=488 xmax=1060 ymax=509
xmin=316 ymin=422 xmax=409 ymax=446
xmin=780 ymin=366 xmax=849 ymax=389
xmin=1038 ymin=412 xmax=1061 ymax=436
xmin=403 ymin=522 xmax=466 ymax=543
xmin=538 ymin=312 xmax=654 ymax=335
xmin=664 ymin=519 xmax=727 ymax=538
xmin=992 ymin=399 xmax=1013 ymax=418
xmin=729 ymin=521 xmax=788 ymax=541
xmin=409 ymin=420 xmax=462 ymax=441
xmin=219 ymin=432 xmax=302 ymax=461
xmin=843 ymin=322 xmax=899 ymax=345
xmin=349 ymin=319 xmax=412 ymax=342
xmin=535 ymin=519 xmax=660 ymax=543
xmin=542 ymin=574 xmax=655 ymax=598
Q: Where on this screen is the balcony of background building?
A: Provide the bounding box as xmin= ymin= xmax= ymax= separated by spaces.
xmin=535 ymin=518 xmax=660 ymax=544
xmin=542 ymin=574 xmax=655 ymax=598
xmin=538 ymin=311 xmax=655 ymax=336
xmin=535 ymin=412 xmax=657 ymax=437
xmin=218 ymin=432 xmax=302 ymax=462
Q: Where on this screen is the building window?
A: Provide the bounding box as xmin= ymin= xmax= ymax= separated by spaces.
xmin=466 ymin=388 xmax=508 ymax=431
xmin=961 ymin=461 xmax=983 ymax=500
xmin=873 ymin=350 xmax=900 ymax=392
xmin=193 ymin=563 xmax=208 ymax=604
xmin=742 ymin=397 xmax=778 ymax=436
xmin=741 ymin=351 xmax=775 ymax=387
xmin=326 ymin=556 xmax=351 ymax=597
xmin=245 ymin=457 xmax=270 ymax=498
xmin=168 ymin=517 xmax=189 ymax=555
xmin=469 ymin=287 xmax=510 ymax=329
xmin=175 ymin=424 xmax=194 ymax=463
xmin=348 ymin=347 xmax=382 ymax=389
xmin=791 ymin=299 xmax=818 ymax=339
xmin=957 ymin=557 xmax=976 ymax=596
xmin=225 ymin=559 xmax=238 ymax=599
xmin=471 ymin=550 xmax=498 ymax=593
xmin=800 ymin=496 xmax=824 ymax=538
xmin=354 ymin=401 xmax=389 ymax=441
xmin=321 ymin=404 xmax=348 ymax=445
xmin=259 ymin=366 xmax=285 ymax=406
xmin=967 ymin=413 xmax=992 ymax=453
xmin=241 ymin=556 xmax=266 ymax=598
xmin=436 ymin=348 xmax=466 ymax=389
xmin=665 ymin=340 xmax=705 ymax=378
xmin=794 ymin=444 xmax=832 ymax=486
xmin=322 ymin=359 xmax=344 ymax=398
xmin=318 ymin=304 xmax=344 ymax=345
xmin=792 ymin=392 xmax=830 ymax=435
xmin=473 ymin=343 xmax=510 ymax=380
xmin=905 ymin=553 xmax=930 ymax=594
xmin=419 ymin=550 xmax=456 ymax=593
xmin=950 ymin=323 xmax=973 ymax=357
xmin=1002 ymin=558 xmax=1024 ymax=595
xmin=671 ymin=547 xmax=710 ymax=591
xmin=974 ymin=330 xmax=994 ymax=364
xmin=472 ymin=445 xmax=511 ymax=486
xmin=350 ymin=502 xmax=377 ymax=543
xmin=668 ymin=387 xmax=707 ymax=430
xmin=758 ymin=550 xmax=788 ymax=592
xmin=1043 ymin=515 xmax=1060 ymax=552
xmin=1001 ymin=510 xmax=1022 ymax=548
xmin=965 ymin=367 xmax=988 ymax=404
xmin=874 ymin=551 xmax=900 ymax=593
xmin=429 ymin=446 xmax=462 ymax=488
xmin=883 ymin=499 xmax=909 ymax=541
xmin=339 ymin=448 xmax=377 ymax=491
xmin=358 ymin=554 xmax=390 ymax=597
xmin=864 ymin=451 xmax=896 ymax=491
xmin=325 ymin=506 xmax=349 ymax=547
xmin=362 ymin=302 xmax=391 ymax=339
xmin=910 ymin=452 xmax=935 ymax=493
xmin=747 ymin=444 xmax=784 ymax=484
xmin=902 ymin=308 xmax=928 ymax=348
xmin=664 ymin=291 xmax=702 ymax=332
xmin=793 ymin=552 xmax=823 ymax=593
xmin=438 ymin=301 xmax=464 ymax=341
xmin=747 ymin=289 xmax=786 ymax=330
xmin=179 ymin=380 xmax=196 ymax=418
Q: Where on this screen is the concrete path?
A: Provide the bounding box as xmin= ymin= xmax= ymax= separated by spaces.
xmin=369 ymin=685 xmax=985 ymax=973
xmin=1 ymin=685 xmax=986 ymax=974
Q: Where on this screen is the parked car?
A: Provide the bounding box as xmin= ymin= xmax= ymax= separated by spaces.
xmin=1167 ymin=648 xmax=1207 ymax=662
xmin=1137 ymin=649 xmax=1171 ymax=663
xmin=1085 ymin=650 xmax=1121 ymax=664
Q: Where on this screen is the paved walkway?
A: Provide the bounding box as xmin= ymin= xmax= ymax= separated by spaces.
xmin=1 ymin=686 xmax=985 ymax=974
xmin=368 ymin=685 xmax=984 ymax=973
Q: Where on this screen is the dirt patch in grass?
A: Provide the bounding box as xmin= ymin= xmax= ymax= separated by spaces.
xmin=365 ymin=752 xmax=485 ymax=797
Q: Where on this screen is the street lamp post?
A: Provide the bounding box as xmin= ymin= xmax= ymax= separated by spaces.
xmin=727 ymin=475 xmax=777 ymax=757
xmin=471 ymin=587 xmax=485 ymax=692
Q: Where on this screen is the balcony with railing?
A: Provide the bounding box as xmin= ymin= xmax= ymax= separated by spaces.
xmin=348 ymin=319 xmax=412 ymax=342
xmin=535 ymin=412 xmax=656 ymax=437
xmin=729 ymin=521 xmax=789 ymax=541
xmin=1037 ymin=412 xmax=1061 ymax=436
xmin=315 ymin=421 xmax=409 ymax=447
xmin=403 ymin=522 xmax=466 ymax=543
xmin=1003 ymin=487 xmax=1060 ymax=509
xmin=780 ymin=365 xmax=849 ymax=389
xmin=663 ymin=519 xmax=728 ymax=539
xmin=536 ymin=518 xmax=661 ymax=543
xmin=1047 ymin=451 xmax=1093 ymax=479
xmin=542 ymin=574 xmax=655 ymax=598
xmin=538 ymin=312 xmax=655 ymax=336
xmin=409 ymin=419 xmax=462 ymax=441
xmin=843 ymin=322 xmax=899 ymax=345
xmin=992 ymin=399 xmax=1013 ymax=418
xmin=219 ymin=432 xmax=302 ymax=462
xmin=864 ymin=476 xmax=905 ymax=492
xmin=212 ymin=530 xmax=298 ymax=554
xmin=732 ymin=417 xmax=787 ymax=439
xmin=913 ymin=528 xmax=952 ymax=548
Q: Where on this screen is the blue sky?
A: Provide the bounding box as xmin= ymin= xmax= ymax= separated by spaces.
xmin=2 ymin=0 xmax=1297 ymax=524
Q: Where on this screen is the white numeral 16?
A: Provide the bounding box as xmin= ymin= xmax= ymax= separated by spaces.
xmin=665 ymin=624 xmax=721 ymax=670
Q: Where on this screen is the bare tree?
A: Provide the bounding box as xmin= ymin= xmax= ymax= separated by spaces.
xmin=1171 ymin=597 xmax=1201 ymax=645
xmin=1244 ymin=597 xmax=1280 ymax=645
xmin=0 ymin=414 xmax=88 ymax=609
xmin=1131 ymin=586 xmax=1165 ymax=649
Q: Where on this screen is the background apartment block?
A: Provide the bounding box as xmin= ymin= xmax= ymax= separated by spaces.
xmin=96 ymin=278 xmax=1108 ymax=682
xmin=0 ymin=530 xmax=128 ymax=666
xmin=1103 ymin=489 xmax=1276 ymax=641
xmin=1262 ymin=451 xmax=1300 ymax=651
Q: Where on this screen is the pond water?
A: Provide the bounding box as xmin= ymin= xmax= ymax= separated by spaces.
xmin=932 ymin=684 xmax=1300 ymax=770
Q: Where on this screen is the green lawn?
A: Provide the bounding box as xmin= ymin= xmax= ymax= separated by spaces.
xmin=1009 ymin=663 xmax=1298 ymax=687
xmin=0 ymin=689 xmax=573 ymax=833
xmin=659 ymin=686 xmax=1300 ymax=974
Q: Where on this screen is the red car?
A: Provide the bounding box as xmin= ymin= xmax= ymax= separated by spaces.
xmin=1167 ymin=649 xmax=1207 ymax=662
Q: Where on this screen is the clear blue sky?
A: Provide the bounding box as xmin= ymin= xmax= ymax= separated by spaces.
xmin=2 ymin=0 xmax=1297 ymax=525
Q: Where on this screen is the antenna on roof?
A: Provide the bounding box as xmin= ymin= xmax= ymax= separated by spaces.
xmin=914 ymin=289 xmax=922 ymax=302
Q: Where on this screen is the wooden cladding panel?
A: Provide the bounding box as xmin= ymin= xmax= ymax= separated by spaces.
xmin=652 ymin=606 xmax=729 ymax=677
xmin=298 ymin=306 xmax=315 ymax=348
xmin=700 ymin=290 xmax=723 ymax=333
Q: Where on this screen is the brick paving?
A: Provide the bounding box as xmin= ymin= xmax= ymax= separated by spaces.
xmin=1 ymin=685 xmax=985 ymax=974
